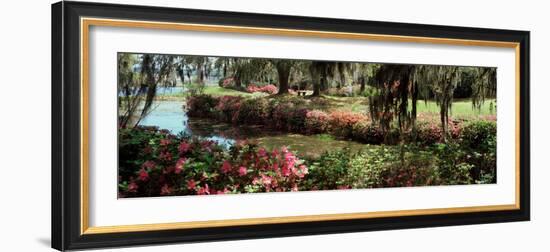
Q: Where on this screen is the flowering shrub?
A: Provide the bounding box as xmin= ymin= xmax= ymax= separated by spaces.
xmin=185 ymin=95 xmax=491 ymax=146
xmin=118 ymin=127 xmax=310 ymax=197
xmin=246 ymin=84 xmax=278 ymax=94
xmin=185 ymin=94 xmax=218 ymax=117
xmin=220 ymin=77 xmax=234 ymax=88
xmin=305 ymin=110 xmax=330 ymax=134
xmin=270 ymin=101 xmax=296 ymax=130
xmin=214 ymin=95 xmax=243 ymax=122
xmin=233 ymin=98 xmax=271 ymax=124
xmin=397 ymin=113 xmax=463 ymax=145
xmin=328 ymin=111 xmax=369 ymax=138
xmin=351 ymin=120 xmax=384 ymax=144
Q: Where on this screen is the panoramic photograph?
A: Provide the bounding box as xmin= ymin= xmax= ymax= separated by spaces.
xmin=117 ymin=52 xmax=497 ymax=198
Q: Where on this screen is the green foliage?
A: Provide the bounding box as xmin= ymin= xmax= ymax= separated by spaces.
xmin=460 ymin=120 xmax=497 ymax=183
xmin=305 ymin=148 xmax=353 ymax=190
xmin=432 ymin=142 xmax=474 ymax=185
xmin=185 ymin=94 xmax=218 ymax=117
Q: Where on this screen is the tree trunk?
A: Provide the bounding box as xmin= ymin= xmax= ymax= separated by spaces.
xmin=234 ymin=70 xmax=242 ymax=88
xmin=440 ymin=104 xmax=448 ymax=143
xmin=312 ymin=76 xmax=322 ymax=96
xmin=275 ymin=62 xmax=291 ymax=95
xmin=359 ymin=76 xmax=366 ymax=93
xmin=196 ymin=61 xmax=204 ymax=85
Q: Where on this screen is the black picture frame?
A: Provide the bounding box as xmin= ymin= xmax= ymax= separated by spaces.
xmin=51 ymin=1 xmax=530 ymax=251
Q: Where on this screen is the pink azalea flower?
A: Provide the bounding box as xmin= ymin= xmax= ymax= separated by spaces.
xmin=261 ymin=174 xmax=273 ymax=186
xmin=252 ymin=177 xmax=261 ymax=185
xmin=159 ymin=151 xmax=172 ymax=161
xmin=258 ymin=148 xmax=267 ymax=157
xmin=142 ymin=146 xmax=153 ymax=154
xmin=175 ymin=158 xmax=186 ymax=174
xmin=291 ymin=184 xmax=299 ymax=192
xmin=197 ymin=184 xmax=210 ymax=195
xmin=138 ymin=168 xmax=149 ymax=181
xmin=238 ymin=166 xmax=247 ymax=176
xmin=160 ymin=184 xmax=172 ymax=195
xmin=297 ymin=164 xmax=308 ymax=178
xmin=141 ymin=160 xmax=156 ymax=170
xmin=178 ymin=141 xmax=190 ymax=154
xmin=186 ymin=179 xmax=196 ymax=190
xmin=160 ymin=139 xmax=171 ymax=146
xmin=281 ymin=165 xmax=291 ymax=177
xmin=127 ymin=182 xmax=138 ymax=192
xmin=284 ymin=152 xmax=296 ymax=168
xmin=221 ymin=160 xmax=232 ymax=174
xmin=272 ymin=162 xmax=279 ymax=172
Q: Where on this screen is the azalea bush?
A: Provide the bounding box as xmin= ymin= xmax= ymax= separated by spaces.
xmin=185 ymin=94 xmax=493 ymax=146
xmin=118 ymin=124 xmax=497 ymax=198
xmin=328 ymin=111 xmax=369 ymax=139
xmin=118 ymin=126 xmax=311 ymax=198
xmin=185 ymin=94 xmax=218 ymax=117
xmin=246 ymin=84 xmax=278 ymax=94
xmin=304 ymin=110 xmax=330 ymax=134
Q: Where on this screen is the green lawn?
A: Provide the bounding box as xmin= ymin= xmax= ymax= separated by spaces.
xmin=310 ymin=95 xmax=496 ymax=116
xmin=413 ymin=99 xmax=496 ymax=116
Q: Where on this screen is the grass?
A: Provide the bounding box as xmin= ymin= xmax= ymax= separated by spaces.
xmin=306 ymin=95 xmax=495 ymax=116
xmin=413 ymin=99 xmax=496 ymax=116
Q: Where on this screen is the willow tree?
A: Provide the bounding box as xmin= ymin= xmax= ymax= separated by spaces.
xmin=117 ymin=53 xmax=141 ymax=128
xmin=309 ymin=61 xmax=336 ymax=96
xmin=355 ymin=63 xmax=380 ymax=93
xmin=369 ymin=64 xmax=417 ymax=136
xmin=413 ymin=65 xmax=461 ymax=142
xmin=222 ymin=58 xmax=273 ymax=88
xmin=308 ymin=61 xmax=353 ymax=96
xmin=468 ymin=67 xmax=497 ymax=110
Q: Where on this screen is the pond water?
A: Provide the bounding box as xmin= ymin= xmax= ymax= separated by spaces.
xmin=138 ymin=100 xmax=369 ymax=158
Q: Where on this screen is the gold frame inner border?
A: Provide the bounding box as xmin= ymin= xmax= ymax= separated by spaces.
xmin=80 ymin=17 xmax=521 ymax=235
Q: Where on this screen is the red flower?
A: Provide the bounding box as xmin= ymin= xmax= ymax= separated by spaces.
xmin=296 ymin=164 xmax=308 ymax=178
xmin=258 ymin=147 xmax=267 ymax=158
xmin=159 ymin=151 xmax=172 ymax=161
xmin=238 ymin=166 xmax=247 ymax=176
xmin=160 ymin=139 xmax=171 ymax=146
xmin=141 ymin=160 xmax=156 ymax=170
xmin=178 ymin=141 xmax=190 ymax=154
xmin=175 ymin=158 xmax=186 ymax=174
xmin=127 ymin=182 xmax=138 ymax=192
xmin=187 ymin=179 xmax=196 ymax=190
xmin=261 ymin=174 xmax=273 ymax=186
xmin=160 ymin=184 xmax=172 ymax=195
xmin=138 ymin=168 xmax=149 ymax=181
xmin=221 ymin=160 xmax=232 ymax=174
xmin=272 ymin=162 xmax=279 ymax=172
xmin=281 ymin=164 xmax=291 ymax=177
xmin=142 ymin=146 xmax=153 ymax=154
xmin=197 ymin=184 xmax=210 ymax=195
